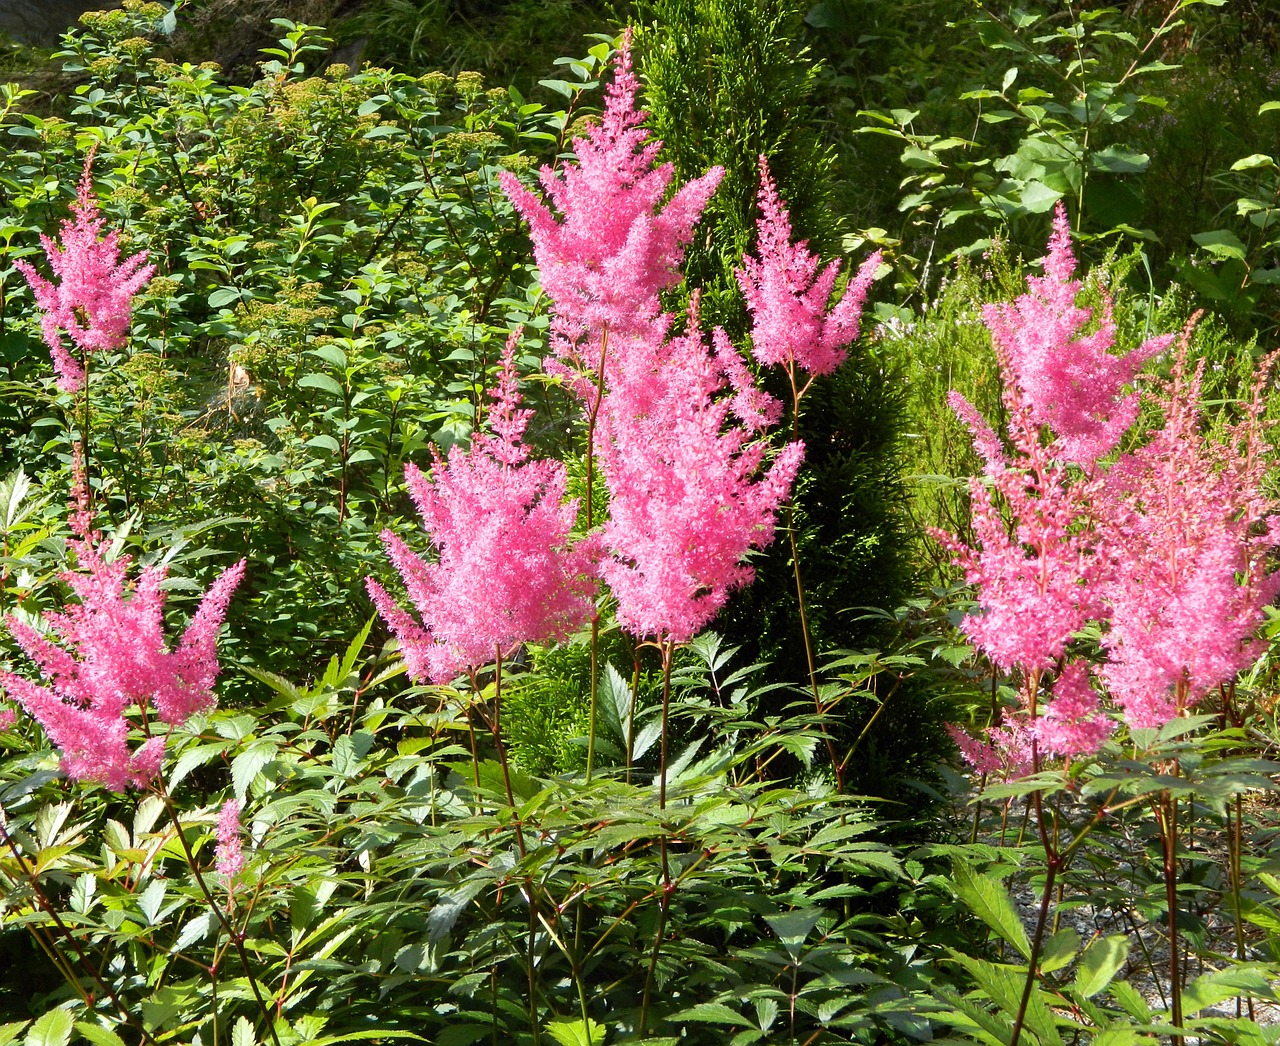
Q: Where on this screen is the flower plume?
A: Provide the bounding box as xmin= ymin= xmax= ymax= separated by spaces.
xmin=15 ymin=148 xmax=154 ymax=392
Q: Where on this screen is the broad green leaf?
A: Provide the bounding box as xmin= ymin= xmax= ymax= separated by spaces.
xmin=24 ymin=1011 xmax=71 ymax=1046
xmin=1038 ymin=927 xmax=1078 ymax=974
xmin=543 ymin=1018 xmax=605 ymax=1046
xmin=136 ymin=879 xmax=167 ymax=925
xmin=1073 ymin=934 xmax=1129 ymax=998
xmin=951 ymin=859 xmax=1031 ymax=959
xmin=764 ymin=908 xmax=825 ymax=961
xmin=298 ymin=372 xmax=343 ymax=397
xmin=0 ymin=1024 xmax=26 ymax=1046
xmin=1192 ymin=229 xmax=1248 ymax=261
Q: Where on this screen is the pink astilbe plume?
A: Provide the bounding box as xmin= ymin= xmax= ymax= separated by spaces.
xmin=0 ymin=509 xmax=246 ymax=792
xmin=946 ymin=719 xmax=1034 ymax=781
xmin=935 ymin=391 xmax=1103 ymax=674
xmin=500 ymin=30 xmax=722 ymax=352
xmin=982 ymin=201 xmax=1171 ymax=466
xmin=737 ymin=155 xmax=881 ymax=386
xmin=15 ymin=148 xmax=154 ymax=393
xmin=1097 ymin=330 xmax=1280 ymax=730
xmin=215 ymin=798 xmax=245 ymax=880
xmin=1035 ymin=661 xmax=1114 ymax=759
xmin=597 ymin=301 xmax=802 ymax=643
xmin=367 ymin=339 xmax=596 ymax=684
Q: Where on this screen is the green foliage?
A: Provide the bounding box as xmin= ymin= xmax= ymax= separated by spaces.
xmin=0 ymin=10 xmax=567 ymax=682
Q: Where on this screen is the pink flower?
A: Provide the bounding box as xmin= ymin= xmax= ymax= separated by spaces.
xmin=981 ymin=201 xmax=1170 ymax=467
xmin=215 ymin=799 xmax=245 ymax=880
xmin=500 ymin=30 xmax=722 ymax=353
xmin=0 ymin=510 xmax=246 ymax=792
xmin=934 ymin=392 xmax=1103 ymax=674
xmin=1035 ymin=661 xmax=1113 ymax=759
xmin=0 ymin=707 xmax=15 ymax=731
xmin=15 ymin=148 xmax=154 ymax=393
xmin=947 ymin=719 xmax=1034 ymax=780
xmin=368 ymin=338 xmax=596 ymax=684
xmin=737 ymin=155 xmax=881 ymax=384
xmin=597 ymin=301 xmax=801 ymax=643
xmin=1097 ymin=335 xmax=1280 ymax=729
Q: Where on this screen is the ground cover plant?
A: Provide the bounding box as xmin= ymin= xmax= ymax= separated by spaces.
xmin=3 ymin=3 xmax=1280 ymax=1045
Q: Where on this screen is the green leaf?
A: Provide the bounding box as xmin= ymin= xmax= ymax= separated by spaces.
xmin=0 ymin=1024 xmax=26 ymax=1046
xmin=298 ymin=373 xmax=344 ymax=397
xmin=1192 ymin=229 xmax=1248 ymax=261
xmin=1020 ymin=180 xmax=1062 ymax=213
xmin=231 ymin=1017 xmax=255 ymax=1046
xmin=232 ymin=740 xmax=276 ymax=799
xmin=1259 ymin=101 xmax=1280 ymax=115
xmin=207 ymin=286 xmax=241 ymax=309
xmin=1074 ymin=935 xmax=1130 ymax=998
xmin=951 ymin=859 xmax=1031 ymax=959
xmin=1039 ymin=928 xmax=1078 ymax=974
xmin=24 ymin=1011 xmax=71 ymax=1046
xmin=764 ymin=908 xmax=825 ymax=961
xmin=73 ymin=1024 xmax=126 ymax=1046
xmin=136 ymin=879 xmax=167 ymax=925
xmin=1230 ymin=153 xmax=1276 ymax=171
xmin=667 ymin=1003 xmax=755 ymax=1029
xmin=543 ymin=1019 xmax=605 ymax=1046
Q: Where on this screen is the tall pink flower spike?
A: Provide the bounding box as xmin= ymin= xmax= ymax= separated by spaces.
xmin=500 ymin=29 xmax=722 ymax=374
xmin=367 ymin=334 xmax=596 ymax=684
xmin=597 ymin=298 xmax=803 ymax=643
xmin=1097 ymin=322 xmax=1280 ymax=729
xmin=737 ymin=155 xmax=881 ymax=389
xmin=982 ymin=200 xmax=1172 ymax=468
xmin=15 ymin=147 xmax=155 ymax=393
xmin=0 ymin=480 xmax=246 ymax=791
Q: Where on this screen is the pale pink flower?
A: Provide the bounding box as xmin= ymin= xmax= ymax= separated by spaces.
xmin=947 ymin=719 xmax=1034 ymax=780
xmin=500 ymin=30 xmax=722 ymax=353
xmin=368 ymin=339 xmax=596 ymax=684
xmin=0 ymin=509 xmax=246 ymax=791
xmin=1035 ymin=661 xmax=1113 ymax=759
xmin=597 ymin=302 xmax=801 ymax=643
xmin=15 ymin=148 xmax=154 ymax=393
xmin=1097 ymin=338 xmax=1280 ymax=729
xmin=214 ymin=798 xmax=244 ymax=879
xmin=0 ymin=707 xmax=14 ymax=731
xmin=737 ymin=155 xmax=881 ymax=384
xmin=982 ymin=201 xmax=1171 ymax=466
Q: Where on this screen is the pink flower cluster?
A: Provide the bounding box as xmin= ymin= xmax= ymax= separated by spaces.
xmin=944 ymin=205 xmax=1280 ymax=774
xmin=366 ymin=339 xmax=596 ymax=684
xmin=737 ymin=155 xmax=881 ymax=386
xmin=15 ymin=149 xmax=154 ymax=393
xmin=215 ymin=798 xmax=245 ymax=880
xmin=0 ymin=507 xmax=246 ymax=791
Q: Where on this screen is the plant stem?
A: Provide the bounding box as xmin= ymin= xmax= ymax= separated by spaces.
xmin=1156 ymin=789 xmax=1184 ymax=1045
xmin=154 ymin=784 xmax=281 ymax=1046
xmin=1008 ymin=855 xmax=1058 ymax=1046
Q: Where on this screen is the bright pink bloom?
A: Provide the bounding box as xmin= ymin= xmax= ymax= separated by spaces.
xmin=0 ymin=511 xmax=246 ymax=791
xmin=737 ymin=155 xmax=881 ymax=384
xmin=1035 ymin=661 xmax=1113 ymax=759
xmin=368 ymin=339 xmax=596 ymax=684
xmin=500 ymin=30 xmax=722 ymax=349
xmin=935 ymin=392 xmax=1103 ymax=674
xmin=597 ymin=302 xmax=801 ymax=643
xmin=1097 ymin=339 xmax=1280 ymax=729
xmin=982 ymin=201 xmax=1170 ymax=466
xmin=215 ymin=798 xmax=244 ymax=880
xmin=15 ymin=149 xmax=154 ymax=392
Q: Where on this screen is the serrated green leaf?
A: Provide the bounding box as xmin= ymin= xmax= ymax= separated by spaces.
xmin=543 ymin=1018 xmax=605 ymax=1046
xmin=24 ymin=1010 xmax=71 ymax=1046
xmin=0 ymin=1024 xmax=26 ymax=1046
xmin=951 ymin=859 xmax=1031 ymax=959
xmin=231 ymin=1017 xmax=255 ymax=1046
xmin=1073 ymin=935 xmax=1129 ymax=998
xmin=73 ymin=1024 xmax=126 ymax=1046
xmin=667 ymin=1003 xmax=755 ymax=1029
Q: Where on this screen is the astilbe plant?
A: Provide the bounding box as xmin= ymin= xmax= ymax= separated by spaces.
xmin=0 ymin=490 xmax=246 ymax=792
xmin=14 ymin=148 xmax=154 ymax=394
xmin=939 ymin=205 xmax=1280 ymax=1046
xmin=366 ymin=338 xmax=596 ymax=686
